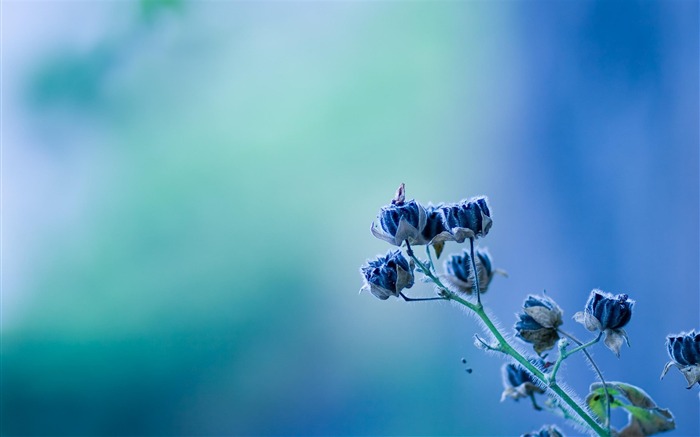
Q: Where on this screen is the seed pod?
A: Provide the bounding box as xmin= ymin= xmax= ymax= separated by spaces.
xmin=441 ymin=247 xmax=500 ymax=294
xmin=574 ymin=289 xmax=634 ymax=357
xmin=661 ymin=330 xmax=700 ymax=388
xmin=360 ymin=250 xmax=415 ymax=300
xmin=515 ymin=295 xmax=563 ymax=355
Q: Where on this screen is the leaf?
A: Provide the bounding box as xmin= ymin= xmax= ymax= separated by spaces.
xmin=585 ymin=386 xmax=623 ymax=420
xmin=618 ymin=404 xmax=675 ymax=437
xmin=432 ymin=241 xmax=445 ymax=258
xmin=586 ymin=382 xmax=675 ymax=436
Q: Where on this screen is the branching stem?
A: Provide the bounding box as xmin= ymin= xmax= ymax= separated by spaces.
xmin=559 ymin=329 xmax=612 ymax=433
xmin=549 ymin=333 xmax=602 ymax=384
xmin=405 ymin=250 xmax=609 ymax=437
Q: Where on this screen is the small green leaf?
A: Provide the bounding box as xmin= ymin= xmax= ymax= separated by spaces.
xmin=432 ymin=241 xmax=445 ymax=258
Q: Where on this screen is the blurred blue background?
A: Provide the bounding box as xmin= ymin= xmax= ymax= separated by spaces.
xmin=2 ymin=1 xmax=698 ymax=436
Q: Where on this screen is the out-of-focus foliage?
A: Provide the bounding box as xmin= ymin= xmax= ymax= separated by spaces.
xmin=140 ymin=0 xmax=183 ymax=22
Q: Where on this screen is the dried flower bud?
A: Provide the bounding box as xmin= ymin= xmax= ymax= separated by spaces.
xmin=661 ymin=330 xmax=700 ymax=388
xmin=420 ymin=204 xmax=449 ymax=244
xmin=371 ymin=198 xmax=428 ymax=246
xmin=521 ymin=425 xmax=564 ymax=437
xmin=574 ymin=290 xmax=634 ymax=357
xmin=437 ymin=196 xmax=493 ymax=243
xmin=515 ymin=295 xmax=563 ymax=355
xmin=360 ymin=250 xmax=415 ymax=300
xmin=440 ymin=247 xmax=499 ymax=294
xmin=500 ymin=361 xmax=545 ymax=403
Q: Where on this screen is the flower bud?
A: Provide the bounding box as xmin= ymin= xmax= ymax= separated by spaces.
xmin=574 ymin=289 xmax=634 ymax=357
xmin=661 ymin=330 xmax=700 ymax=388
xmin=500 ymin=361 xmax=545 ymax=403
xmin=438 ymin=196 xmax=492 ymax=243
xmin=360 ymin=250 xmax=415 ymax=300
xmin=521 ymin=425 xmax=564 ymax=437
xmin=440 ymin=247 xmax=498 ymax=294
xmin=515 ymin=295 xmax=563 ymax=355
xmin=371 ymin=199 xmax=428 ymax=246
xmin=420 ymin=204 xmax=449 ymax=244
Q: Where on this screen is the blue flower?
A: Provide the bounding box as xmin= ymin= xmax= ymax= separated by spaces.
xmin=440 ymin=247 xmax=503 ymax=294
xmin=501 ymin=360 xmax=545 ymax=403
xmin=420 ymin=204 xmax=450 ymax=244
xmin=370 ymin=187 xmax=492 ymax=246
xmin=370 ymin=189 xmax=428 ymax=245
xmin=574 ymin=290 xmax=634 ymax=357
xmin=661 ymin=330 xmax=700 ymax=388
xmin=437 ymin=196 xmax=493 ymax=243
xmin=360 ymin=250 xmax=415 ymax=300
xmin=515 ymin=295 xmax=563 ymax=355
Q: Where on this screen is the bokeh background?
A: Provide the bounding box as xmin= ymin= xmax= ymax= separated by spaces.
xmin=2 ymin=1 xmax=698 ymax=436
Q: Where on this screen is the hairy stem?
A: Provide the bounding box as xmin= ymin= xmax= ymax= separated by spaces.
xmin=425 ymin=245 xmax=435 ymax=273
xmin=549 ymin=333 xmax=602 ymax=384
xmin=450 ymin=293 xmax=608 ymax=437
xmin=559 ymin=329 xmax=612 ymax=433
xmin=469 ymin=238 xmax=482 ymax=307
xmin=405 ymin=250 xmax=608 ymax=437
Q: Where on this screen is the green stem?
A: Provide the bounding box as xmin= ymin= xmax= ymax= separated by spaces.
xmin=425 ymin=245 xmax=435 ymax=273
xmin=450 ymin=294 xmax=608 ymax=437
xmin=408 ymin=255 xmax=608 ymax=437
xmin=405 ymin=250 xmax=607 ymax=435
xmin=559 ymin=329 xmax=611 ymax=433
xmin=469 ymin=238 xmax=482 ymax=307
xmin=407 ymin=243 xmax=451 ymax=294
xmin=549 ymin=333 xmax=602 ymax=384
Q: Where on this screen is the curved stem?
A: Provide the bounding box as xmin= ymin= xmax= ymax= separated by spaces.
xmin=559 ymin=329 xmax=612 ymax=434
xmin=469 ymin=238 xmax=482 ymax=307
xmin=448 ymin=293 xmax=608 ymax=437
xmin=549 ymin=333 xmax=602 ymax=384
xmin=405 ymin=250 xmax=607 ymax=436
xmin=425 ymin=245 xmax=435 ymax=273
xmin=406 ymin=242 xmax=451 ymax=294
xmin=399 ymin=292 xmax=446 ymax=302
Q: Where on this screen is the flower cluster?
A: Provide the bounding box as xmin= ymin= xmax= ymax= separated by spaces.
xmin=361 ymin=184 xmax=499 ymax=302
xmin=370 ymin=184 xmax=492 ymax=246
xmin=661 ymin=331 xmax=700 ymax=388
xmin=359 ymin=186 xmax=686 ymax=437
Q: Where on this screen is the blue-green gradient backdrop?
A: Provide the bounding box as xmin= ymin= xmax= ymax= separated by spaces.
xmin=2 ymin=1 xmax=698 ymax=436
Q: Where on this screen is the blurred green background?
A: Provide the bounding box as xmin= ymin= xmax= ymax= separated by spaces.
xmin=2 ymin=1 xmax=698 ymax=436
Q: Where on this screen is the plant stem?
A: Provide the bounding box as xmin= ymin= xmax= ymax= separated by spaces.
xmin=405 ymin=250 xmax=607 ymax=435
xmin=549 ymin=333 xmax=602 ymax=384
xmin=469 ymin=238 xmax=482 ymax=307
xmin=559 ymin=329 xmax=611 ymax=433
xmin=425 ymin=245 xmax=435 ymax=272
xmin=446 ymin=292 xmax=608 ymax=437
